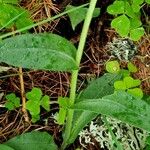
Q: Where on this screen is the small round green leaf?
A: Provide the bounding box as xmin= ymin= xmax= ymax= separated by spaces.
xmin=26 ymin=100 xmax=40 ymax=116
xmin=111 ymin=15 xmax=130 ymax=37
xmin=123 ymin=76 xmax=141 ymax=88
xmin=107 ymin=1 xmax=125 ymax=15
xmin=106 ymin=61 xmax=120 ymax=73
xmin=40 ymin=95 xmax=50 ymax=111
xmin=114 ymin=81 xmax=127 ymax=90
xmin=127 ymin=62 xmax=138 ymax=72
xmin=26 ymin=88 xmax=42 ymax=101
xmin=120 ymin=69 xmax=130 ymax=77
xmin=130 ymin=27 xmax=144 ymax=41
xmin=131 ymin=4 xmax=141 ymax=13
xmin=133 ymin=0 xmax=144 ymax=5
xmin=127 ymin=88 xmax=143 ymax=99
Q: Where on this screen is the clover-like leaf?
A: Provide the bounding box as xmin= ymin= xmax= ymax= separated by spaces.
xmin=111 ymin=15 xmax=130 ymax=37
xmin=40 ymin=95 xmax=50 ymax=111
xmin=107 ymin=1 xmax=125 ymax=15
xmin=127 ymin=62 xmax=138 ymax=72
xmin=127 ymin=88 xmax=143 ymax=99
xmin=123 ymin=76 xmax=141 ymax=88
xmin=132 ymin=0 xmax=144 ymax=5
xmin=5 ymin=93 xmax=20 ymax=110
xmin=130 ymin=27 xmax=144 ymax=41
xmin=26 ymin=88 xmax=42 ymax=102
xmin=130 ymin=18 xmax=142 ymax=29
xmin=120 ymin=69 xmax=130 ymax=77
xmin=106 ymin=61 xmax=120 ymax=73
xmin=114 ymin=81 xmax=127 ymax=90
xmin=131 ymin=4 xmax=141 ymax=13
xmin=26 ymin=100 xmax=40 ymax=116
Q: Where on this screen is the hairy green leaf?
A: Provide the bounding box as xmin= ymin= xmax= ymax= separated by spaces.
xmin=73 ymin=91 xmax=150 ymax=132
xmin=68 ymin=73 xmax=121 ymax=144
xmin=66 ymin=5 xmax=100 ymax=30
xmin=5 ymin=131 xmax=57 ymax=150
xmin=0 ymin=144 xmax=14 ymax=150
xmin=0 ymin=33 xmax=77 ymax=71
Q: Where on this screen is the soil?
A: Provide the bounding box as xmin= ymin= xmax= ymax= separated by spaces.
xmin=0 ymin=0 xmax=150 ymax=150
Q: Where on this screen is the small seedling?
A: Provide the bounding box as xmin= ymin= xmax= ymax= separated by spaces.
xmin=106 ymin=60 xmax=143 ymax=98
xmin=26 ymin=87 xmax=50 ymax=123
xmin=5 ymin=93 xmax=20 ymax=110
xmin=106 ymin=0 xmax=149 ymax=40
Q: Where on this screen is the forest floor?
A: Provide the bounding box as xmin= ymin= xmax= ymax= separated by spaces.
xmin=0 ymin=0 xmax=150 ymax=150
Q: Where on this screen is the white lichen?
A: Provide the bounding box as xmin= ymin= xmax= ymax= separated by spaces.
xmin=79 ymin=116 xmax=149 ymax=150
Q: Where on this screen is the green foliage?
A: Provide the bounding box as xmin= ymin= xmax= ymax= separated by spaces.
xmin=73 ymin=91 xmax=150 ymax=132
xmin=4 ymin=131 xmax=57 ymax=150
xmin=5 ymin=93 xmax=20 ymax=110
xmin=68 ymin=73 xmax=122 ymax=144
xmin=0 ymin=1 xmax=33 ymax=30
xmin=106 ymin=61 xmax=143 ymax=98
xmin=0 ymin=1 xmax=149 ymax=149
xmin=66 ymin=5 xmax=100 ymax=30
xmin=0 ymin=33 xmax=78 ymax=71
xmin=127 ymin=62 xmax=138 ymax=72
xmin=0 ymin=144 xmax=14 ymax=150
xmin=26 ymin=88 xmax=50 ymax=123
xmin=107 ymin=0 xmax=146 ymax=41
xmin=105 ymin=60 xmax=120 ymax=73
xmin=55 ymin=97 xmax=70 ymax=125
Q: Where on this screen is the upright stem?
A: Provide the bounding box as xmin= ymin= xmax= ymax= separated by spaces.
xmin=61 ymin=0 xmax=98 ymax=149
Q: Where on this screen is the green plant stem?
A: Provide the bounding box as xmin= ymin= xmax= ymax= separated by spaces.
xmin=61 ymin=0 xmax=98 ymax=149
xmin=0 ymin=3 xmax=88 ymax=39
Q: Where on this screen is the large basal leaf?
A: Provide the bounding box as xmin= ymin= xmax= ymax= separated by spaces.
xmin=73 ymin=91 xmax=150 ymax=132
xmin=0 ymin=144 xmax=14 ymax=150
xmin=5 ymin=131 xmax=57 ymax=150
xmin=0 ymin=33 xmax=77 ymax=71
xmin=68 ymin=73 xmax=121 ymax=144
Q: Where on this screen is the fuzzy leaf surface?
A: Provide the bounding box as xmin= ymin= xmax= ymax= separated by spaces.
xmin=73 ymin=91 xmax=150 ymax=132
xmin=0 ymin=33 xmax=77 ymax=71
xmin=68 ymin=73 xmax=121 ymax=144
xmin=0 ymin=144 xmax=14 ymax=150
xmin=5 ymin=131 xmax=57 ymax=150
